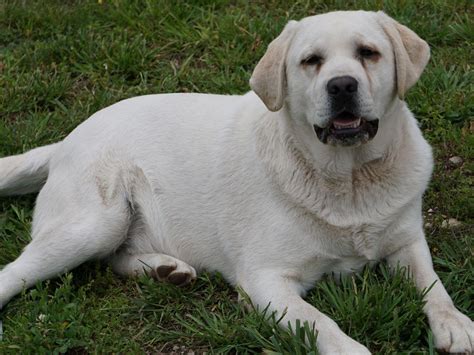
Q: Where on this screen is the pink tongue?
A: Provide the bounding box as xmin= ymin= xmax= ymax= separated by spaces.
xmin=333 ymin=117 xmax=359 ymax=127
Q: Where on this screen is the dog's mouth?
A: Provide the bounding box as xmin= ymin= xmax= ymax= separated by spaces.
xmin=313 ymin=111 xmax=379 ymax=146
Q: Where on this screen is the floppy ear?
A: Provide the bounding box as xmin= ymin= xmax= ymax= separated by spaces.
xmin=249 ymin=21 xmax=299 ymax=112
xmin=377 ymin=11 xmax=430 ymax=99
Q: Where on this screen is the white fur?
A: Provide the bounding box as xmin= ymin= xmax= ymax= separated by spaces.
xmin=0 ymin=10 xmax=472 ymax=354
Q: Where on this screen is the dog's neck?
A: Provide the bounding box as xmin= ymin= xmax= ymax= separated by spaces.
xmin=254 ymin=98 xmax=416 ymax=223
xmin=254 ymin=98 xmax=422 ymax=223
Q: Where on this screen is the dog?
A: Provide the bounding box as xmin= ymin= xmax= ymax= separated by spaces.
xmin=0 ymin=10 xmax=472 ymax=354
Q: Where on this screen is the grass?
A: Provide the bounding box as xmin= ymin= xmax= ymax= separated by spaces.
xmin=0 ymin=0 xmax=472 ymax=353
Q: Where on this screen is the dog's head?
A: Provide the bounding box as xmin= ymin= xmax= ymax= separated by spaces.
xmin=250 ymin=11 xmax=430 ymax=147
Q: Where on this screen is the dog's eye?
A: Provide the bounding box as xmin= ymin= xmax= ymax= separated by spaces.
xmin=301 ymin=55 xmax=323 ymax=66
xmin=358 ymin=47 xmax=380 ymax=59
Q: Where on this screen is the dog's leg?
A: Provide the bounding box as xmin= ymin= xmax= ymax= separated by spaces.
xmin=387 ymin=238 xmax=474 ymax=353
xmin=0 ymin=179 xmax=130 ymax=308
xmin=240 ymin=271 xmax=371 ymax=355
xmin=0 ymin=216 xmax=129 ymax=308
xmin=110 ymin=252 xmax=196 ymax=286
xmin=0 ymin=219 xmax=127 ymax=308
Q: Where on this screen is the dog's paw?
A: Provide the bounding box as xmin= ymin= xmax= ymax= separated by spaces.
xmin=428 ymin=306 xmax=474 ymax=354
xmin=318 ymin=333 xmax=371 ymax=355
xmin=152 ymin=259 xmax=197 ymax=287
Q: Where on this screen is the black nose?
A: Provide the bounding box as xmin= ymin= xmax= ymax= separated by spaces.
xmin=327 ymin=76 xmax=358 ymax=97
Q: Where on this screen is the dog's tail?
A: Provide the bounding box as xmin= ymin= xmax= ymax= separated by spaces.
xmin=0 ymin=143 xmax=60 ymax=196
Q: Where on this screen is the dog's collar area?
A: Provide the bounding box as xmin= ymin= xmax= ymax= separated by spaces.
xmin=313 ymin=116 xmax=379 ymax=146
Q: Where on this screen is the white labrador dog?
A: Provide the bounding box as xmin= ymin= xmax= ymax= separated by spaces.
xmin=0 ymin=10 xmax=472 ymax=354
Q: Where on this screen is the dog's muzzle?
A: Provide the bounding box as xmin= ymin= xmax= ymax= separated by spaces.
xmin=313 ymin=111 xmax=379 ymax=146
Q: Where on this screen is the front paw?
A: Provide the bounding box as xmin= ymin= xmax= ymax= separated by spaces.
xmin=317 ymin=332 xmax=371 ymax=355
xmin=428 ymin=306 xmax=474 ymax=354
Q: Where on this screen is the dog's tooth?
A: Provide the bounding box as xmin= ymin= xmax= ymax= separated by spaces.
xmin=333 ymin=117 xmax=362 ymax=129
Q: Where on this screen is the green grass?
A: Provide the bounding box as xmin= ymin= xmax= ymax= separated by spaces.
xmin=0 ymin=0 xmax=473 ymax=353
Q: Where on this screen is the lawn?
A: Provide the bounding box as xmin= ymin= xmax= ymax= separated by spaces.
xmin=0 ymin=0 xmax=472 ymax=353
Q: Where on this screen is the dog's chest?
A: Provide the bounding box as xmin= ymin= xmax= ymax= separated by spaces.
xmin=297 ymin=224 xmax=387 ymax=284
xmin=327 ymin=222 xmax=385 ymax=261
xmin=346 ymin=226 xmax=381 ymax=259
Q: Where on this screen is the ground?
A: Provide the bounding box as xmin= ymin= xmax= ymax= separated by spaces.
xmin=0 ymin=0 xmax=472 ymax=353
